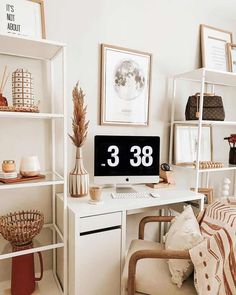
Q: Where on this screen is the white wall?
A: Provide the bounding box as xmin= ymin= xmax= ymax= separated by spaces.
xmin=44 ymin=0 xmax=236 ymax=191
xmin=1 ymin=0 xmax=236 ymax=282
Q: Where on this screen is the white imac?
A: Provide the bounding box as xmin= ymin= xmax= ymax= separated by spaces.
xmin=94 ymin=135 xmax=160 ymax=189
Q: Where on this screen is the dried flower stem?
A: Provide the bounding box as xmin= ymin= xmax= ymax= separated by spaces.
xmin=69 ymin=82 xmax=89 ymax=148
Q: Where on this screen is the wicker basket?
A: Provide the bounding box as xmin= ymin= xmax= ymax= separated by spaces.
xmin=0 ymin=210 xmax=44 ymax=246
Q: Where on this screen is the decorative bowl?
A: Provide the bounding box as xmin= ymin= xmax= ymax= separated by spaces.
xmin=0 ymin=210 xmax=44 ymax=246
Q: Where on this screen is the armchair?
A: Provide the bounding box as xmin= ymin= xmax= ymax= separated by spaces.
xmin=122 ymin=211 xmax=205 ymax=295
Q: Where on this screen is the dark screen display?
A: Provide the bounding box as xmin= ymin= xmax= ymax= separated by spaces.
xmin=94 ymin=135 xmax=160 ymax=176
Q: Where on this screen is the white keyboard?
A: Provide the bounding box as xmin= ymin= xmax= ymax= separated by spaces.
xmin=111 ymin=192 xmax=152 ymax=199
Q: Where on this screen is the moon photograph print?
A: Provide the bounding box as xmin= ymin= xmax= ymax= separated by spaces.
xmin=101 ymin=44 xmax=151 ymax=125
xmin=114 ymin=59 xmax=145 ymax=101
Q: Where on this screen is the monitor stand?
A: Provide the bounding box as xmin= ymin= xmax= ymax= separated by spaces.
xmin=115 ymin=185 xmax=137 ymax=193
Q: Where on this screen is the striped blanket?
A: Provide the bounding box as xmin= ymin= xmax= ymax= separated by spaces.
xmin=190 ymin=198 xmax=236 ymax=295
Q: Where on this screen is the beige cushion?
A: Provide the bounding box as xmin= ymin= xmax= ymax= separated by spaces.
xmin=164 ymin=206 xmax=203 ymax=287
xmin=122 ymin=239 xmax=197 ymax=295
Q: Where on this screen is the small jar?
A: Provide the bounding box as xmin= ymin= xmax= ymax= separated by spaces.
xmin=2 ymin=160 xmax=16 ymax=173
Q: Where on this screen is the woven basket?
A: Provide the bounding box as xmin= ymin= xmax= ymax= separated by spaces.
xmin=0 ymin=210 xmax=44 ymax=246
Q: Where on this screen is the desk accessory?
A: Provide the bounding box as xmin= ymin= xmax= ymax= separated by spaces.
xmin=194 ymin=161 xmax=224 ymax=169
xmin=89 ymin=186 xmax=102 ymax=203
xmin=0 ymin=210 xmax=44 ymax=295
xmin=69 ymin=82 xmax=89 ymax=197
xmin=2 ymin=160 xmax=16 ymax=173
xmin=146 ymin=163 xmax=175 ymax=189
xmin=20 ymin=156 xmax=40 ymax=177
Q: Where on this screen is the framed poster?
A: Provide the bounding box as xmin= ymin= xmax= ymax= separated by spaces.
xmin=0 ymin=0 xmax=45 ymax=39
xmin=174 ymin=124 xmax=212 ymax=166
xmin=100 ymin=44 xmax=152 ymax=126
xmin=201 ymin=25 xmax=232 ymax=72
xmin=227 ymin=43 xmax=236 ymax=73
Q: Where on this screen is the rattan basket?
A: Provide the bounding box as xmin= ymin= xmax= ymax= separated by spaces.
xmin=0 ymin=210 xmax=44 ymax=246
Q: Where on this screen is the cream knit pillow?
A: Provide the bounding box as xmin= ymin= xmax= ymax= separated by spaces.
xmin=164 ymin=206 xmax=203 ymax=288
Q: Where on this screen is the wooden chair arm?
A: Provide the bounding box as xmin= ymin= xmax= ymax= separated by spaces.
xmin=127 ymin=249 xmax=190 ymax=295
xmin=139 ymin=216 xmax=174 ymax=239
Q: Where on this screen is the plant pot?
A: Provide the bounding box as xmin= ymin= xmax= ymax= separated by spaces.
xmin=69 ymin=147 xmax=89 ymax=197
xmin=229 ymin=147 xmax=236 ymax=165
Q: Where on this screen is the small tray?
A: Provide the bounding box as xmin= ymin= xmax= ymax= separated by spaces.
xmin=0 ymin=106 xmax=39 ymax=113
xmin=0 ymin=174 xmax=45 ymax=184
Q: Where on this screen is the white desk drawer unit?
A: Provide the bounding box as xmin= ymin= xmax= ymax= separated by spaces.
xmin=79 ymin=211 xmax=122 ymax=233
xmin=69 ymin=211 xmax=122 ymax=295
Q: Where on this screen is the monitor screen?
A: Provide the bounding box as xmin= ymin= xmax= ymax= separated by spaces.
xmin=94 ymin=135 xmax=160 ymax=185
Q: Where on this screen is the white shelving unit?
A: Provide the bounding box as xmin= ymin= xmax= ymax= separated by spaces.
xmin=0 ymin=34 xmax=67 ymax=294
xmin=169 ymin=67 xmax=236 ymax=194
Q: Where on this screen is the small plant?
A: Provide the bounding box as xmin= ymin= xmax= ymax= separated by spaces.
xmin=69 ymin=82 xmax=89 ymax=148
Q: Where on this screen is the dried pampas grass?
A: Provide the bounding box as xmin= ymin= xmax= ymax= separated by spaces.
xmin=69 ymin=82 xmax=89 ymax=148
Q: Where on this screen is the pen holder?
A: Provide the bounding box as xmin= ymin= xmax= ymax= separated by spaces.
xmin=160 ymin=170 xmax=175 ymax=185
xmin=229 ymin=147 xmax=236 ymax=165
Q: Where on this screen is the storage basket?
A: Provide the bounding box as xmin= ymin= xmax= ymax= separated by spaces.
xmin=0 ymin=210 xmax=44 ymax=246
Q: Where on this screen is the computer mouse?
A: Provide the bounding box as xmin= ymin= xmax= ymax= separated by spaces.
xmin=150 ymin=192 xmax=160 ymax=198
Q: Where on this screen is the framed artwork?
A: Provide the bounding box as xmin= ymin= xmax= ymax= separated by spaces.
xmin=100 ymin=44 xmax=152 ymax=126
xmin=0 ymin=0 xmax=45 ymax=39
xmin=201 ymin=24 xmax=233 ymax=72
xmin=174 ymin=124 xmax=212 ymax=166
xmin=191 ymin=188 xmax=213 ymax=205
xmin=227 ymin=43 xmax=236 ymax=73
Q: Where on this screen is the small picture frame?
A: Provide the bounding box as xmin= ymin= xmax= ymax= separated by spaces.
xmin=200 ymin=24 xmax=233 ymax=72
xmin=191 ymin=187 xmax=213 ymax=205
xmin=100 ymin=44 xmax=152 ymax=126
xmin=0 ymin=0 xmax=46 ymax=39
xmin=227 ymin=43 xmax=236 ymax=73
xmin=174 ymin=124 xmax=212 ymax=166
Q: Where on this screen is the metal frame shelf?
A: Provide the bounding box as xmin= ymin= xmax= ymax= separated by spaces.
xmin=169 ymin=67 xmax=236 ymax=196
xmin=0 ymin=34 xmax=67 ymax=295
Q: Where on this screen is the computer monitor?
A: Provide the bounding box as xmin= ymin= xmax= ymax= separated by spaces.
xmin=94 ymin=135 xmax=160 ymax=186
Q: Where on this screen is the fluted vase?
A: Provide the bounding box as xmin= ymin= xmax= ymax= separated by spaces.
xmin=69 ymin=147 xmax=89 ymax=197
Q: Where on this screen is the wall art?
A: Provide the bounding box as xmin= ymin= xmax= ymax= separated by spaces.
xmin=0 ymin=0 xmax=45 ymax=39
xmin=100 ymin=44 xmax=152 ymax=125
xmin=174 ymin=124 xmax=212 ymax=166
xmin=227 ymin=43 xmax=236 ymax=73
xmin=201 ymin=24 xmax=232 ymax=72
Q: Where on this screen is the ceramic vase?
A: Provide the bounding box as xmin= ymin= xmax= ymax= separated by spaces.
xmin=69 ymin=147 xmax=89 ymax=197
xmin=12 ymin=68 xmax=36 ymax=108
xmin=229 ymin=147 xmax=236 ymax=165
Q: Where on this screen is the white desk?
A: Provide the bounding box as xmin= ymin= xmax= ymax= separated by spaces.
xmin=63 ymin=186 xmax=204 ymax=295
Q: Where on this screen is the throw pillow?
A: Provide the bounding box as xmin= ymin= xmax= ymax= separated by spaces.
xmin=164 ymin=205 xmax=203 ymax=288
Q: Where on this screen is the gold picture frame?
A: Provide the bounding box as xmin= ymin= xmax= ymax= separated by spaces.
xmin=100 ymin=44 xmax=152 ymax=126
xmin=200 ymin=24 xmax=233 ymax=72
xmin=227 ymin=43 xmax=236 ymax=73
xmin=174 ymin=124 xmax=212 ymax=166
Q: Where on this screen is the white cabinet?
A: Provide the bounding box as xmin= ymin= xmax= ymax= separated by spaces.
xmin=169 ymin=68 xmax=236 ymax=197
xmin=69 ymin=211 xmax=122 ymax=295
